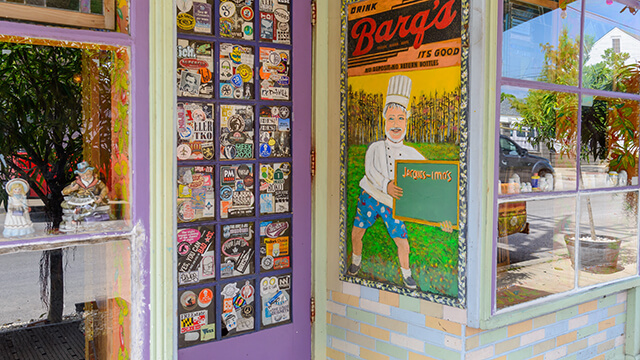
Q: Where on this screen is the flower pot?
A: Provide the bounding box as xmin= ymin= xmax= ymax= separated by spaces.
xmin=564 ymin=235 xmax=622 ymax=270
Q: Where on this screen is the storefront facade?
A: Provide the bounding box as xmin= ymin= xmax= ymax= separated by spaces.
xmin=0 ymin=0 xmax=639 ymax=359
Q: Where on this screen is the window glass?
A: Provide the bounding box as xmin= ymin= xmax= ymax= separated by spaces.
xmin=580 ymin=96 xmax=639 ymax=189
xmin=1 ymin=0 xmax=105 ymax=15
xmin=0 ymin=240 xmax=132 ymax=357
xmin=502 ymin=0 xmax=581 ymax=85
xmin=0 ymin=37 xmax=131 ymax=240
xmin=577 ymin=191 xmax=638 ymax=287
xmin=497 ymin=197 xmax=576 ymax=310
xmin=583 ymin=0 xmax=640 ymax=94
xmin=499 ymin=86 xmax=578 ymax=194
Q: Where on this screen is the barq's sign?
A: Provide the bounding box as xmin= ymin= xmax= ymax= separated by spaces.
xmin=348 ymin=0 xmax=460 ymax=60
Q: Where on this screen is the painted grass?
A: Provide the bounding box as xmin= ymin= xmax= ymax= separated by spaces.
xmin=346 ymin=143 xmax=460 ymax=297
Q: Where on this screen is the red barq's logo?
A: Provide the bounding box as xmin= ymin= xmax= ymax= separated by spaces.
xmin=350 ymin=0 xmax=458 ymax=57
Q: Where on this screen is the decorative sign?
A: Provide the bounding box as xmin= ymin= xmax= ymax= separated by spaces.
xmin=260 ymin=218 xmax=291 ymax=271
xmin=394 ymin=160 xmax=460 ymax=228
xmin=220 ymin=104 xmax=255 ymax=160
xmin=177 ymin=0 xmax=214 ymax=34
xmin=220 ymin=43 xmax=255 ymax=99
xmin=221 ymin=222 xmax=255 ymax=278
xmin=259 ymin=106 xmax=291 ymax=158
xmin=220 ymin=0 xmax=255 ymax=40
xmin=340 ymin=0 xmax=467 ymax=302
xmin=177 ymin=226 xmax=216 ymax=286
xmin=177 ymin=166 xmax=215 ymax=223
xmin=259 ymin=47 xmax=290 ymax=100
xmin=260 ymin=274 xmax=291 ymax=327
xmin=177 ymin=39 xmax=214 ymax=98
xmin=259 ymin=0 xmax=291 ymax=44
xmin=220 ymin=164 xmax=255 ymax=219
xmin=259 ymin=162 xmax=291 ymax=214
xmin=221 ymin=280 xmax=255 ymax=337
xmin=177 ymin=102 xmax=215 ymax=161
xmin=178 ymin=286 xmax=215 ymax=348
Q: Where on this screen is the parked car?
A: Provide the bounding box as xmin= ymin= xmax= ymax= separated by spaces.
xmin=499 ymin=135 xmax=554 ymax=189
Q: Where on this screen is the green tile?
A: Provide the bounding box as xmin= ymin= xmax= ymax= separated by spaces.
xmin=399 ymin=295 xmax=420 ymax=312
xmin=377 ymin=341 xmax=408 ymax=359
xmin=598 ymin=295 xmax=617 ymax=309
xmin=615 ymin=313 xmax=626 ymax=325
xmin=577 ymin=324 xmax=598 ymax=339
xmin=604 ymin=346 xmax=624 ymax=360
xmin=424 ymin=343 xmax=462 ymax=360
xmin=563 ymin=355 xmax=577 ymax=360
xmin=346 ymin=356 xmax=359 ymax=360
xmin=347 ymin=307 xmax=376 ymax=325
xmin=506 ymin=346 xmax=532 ymax=360
xmin=556 ymin=306 xmax=579 ymax=321
xmin=479 ymin=328 xmax=508 ymax=346
xmin=328 ymin=324 xmax=346 ymax=339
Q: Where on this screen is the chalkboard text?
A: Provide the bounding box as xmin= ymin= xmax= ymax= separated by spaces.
xmin=402 ymin=168 xmax=453 ymax=182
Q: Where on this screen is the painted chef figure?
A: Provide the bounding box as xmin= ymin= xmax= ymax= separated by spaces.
xmin=347 ymin=75 xmax=452 ymax=289
xmin=60 ymin=161 xmax=110 ymax=231
xmin=3 ymin=178 xmax=35 ymax=237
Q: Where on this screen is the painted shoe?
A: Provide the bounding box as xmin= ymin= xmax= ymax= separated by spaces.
xmin=403 ymin=275 xmax=417 ymax=289
xmin=346 ymin=263 xmax=360 ymax=276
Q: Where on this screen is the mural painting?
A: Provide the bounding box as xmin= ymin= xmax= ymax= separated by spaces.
xmin=341 ymin=0 xmax=467 ymax=302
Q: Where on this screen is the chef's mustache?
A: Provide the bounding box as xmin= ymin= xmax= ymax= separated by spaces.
xmin=389 ymin=127 xmax=403 ymax=132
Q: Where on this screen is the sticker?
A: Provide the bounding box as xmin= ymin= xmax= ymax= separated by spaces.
xmin=221 ymin=223 xmax=255 ymax=277
xmin=274 ymin=256 xmax=290 ymax=270
xmin=220 ymin=1 xmax=236 ymax=18
xmin=180 ymin=310 xmax=207 ymax=334
xmin=273 ymin=8 xmax=289 ymax=22
xmin=220 ymin=44 xmax=254 ymax=99
xmin=260 ymin=12 xmax=274 ymax=41
xmin=177 ymin=225 xmax=215 ymax=285
xmin=177 ymin=0 xmax=193 ymax=12
xmin=177 ymin=13 xmax=196 ymax=30
xmin=260 ymin=276 xmax=278 ymax=295
xmin=237 ymin=64 xmax=253 ymax=82
xmin=220 ymin=0 xmax=255 ymax=39
xmin=259 ymin=48 xmax=290 ymax=100
xmin=221 ymin=279 xmax=255 ymax=337
xmin=184 ymin=332 xmax=199 ymax=341
xmin=220 ymin=105 xmax=254 ymax=160
xmin=198 ymin=288 xmax=213 ymax=308
xmin=260 ymin=219 xmax=291 ymax=270
xmin=243 ymin=23 xmax=254 ymax=39
xmin=177 ymin=39 xmax=214 ymax=98
xmin=180 ymin=291 xmax=198 ymax=311
xmin=261 ymin=255 xmax=274 ymax=270
xmin=241 ymin=6 xmax=254 ymax=20
xmin=177 ymin=102 xmax=214 ymax=161
xmin=200 ymin=324 xmax=216 ymax=341
xmin=178 ymin=166 xmax=215 ymax=222
xmin=259 ymin=162 xmax=291 ymax=214
xmin=261 ymin=274 xmax=291 ymax=326
xmin=265 ymin=220 xmax=289 ymax=238
xmin=220 ymin=186 xmax=233 ymax=201
xmin=193 ymin=2 xmax=213 ymax=34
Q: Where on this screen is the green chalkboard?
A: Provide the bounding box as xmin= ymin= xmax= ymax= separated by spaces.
xmin=393 ymin=160 xmax=459 ymax=229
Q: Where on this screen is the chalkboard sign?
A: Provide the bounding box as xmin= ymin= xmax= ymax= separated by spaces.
xmin=393 ymin=160 xmax=460 ymax=229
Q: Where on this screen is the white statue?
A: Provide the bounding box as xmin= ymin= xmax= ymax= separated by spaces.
xmin=3 ymin=178 xmax=35 ymax=237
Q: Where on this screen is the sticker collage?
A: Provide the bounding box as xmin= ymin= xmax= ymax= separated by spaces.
xmin=175 ymin=0 xmax=293 ymax=348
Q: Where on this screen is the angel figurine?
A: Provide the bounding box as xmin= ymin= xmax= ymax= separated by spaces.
xmin=3 ymin=178 xmax=35 ymax=237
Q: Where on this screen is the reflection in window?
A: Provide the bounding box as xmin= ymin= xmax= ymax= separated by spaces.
xmin=497 ymin=197 xmax=576 ymax=310
xmin=497 ymin=0 xmax=640 ymax=310
xmin=0 ymin=240 xmax=132 ymax=358
xmin=0 ymin=37 xmax=131 ymax=239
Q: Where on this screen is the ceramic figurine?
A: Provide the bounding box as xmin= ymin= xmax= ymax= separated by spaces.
xmin=3 ymin=178 xmax=35 ymax=237
xmin=60 ymin=161 xmax=110 ymax=232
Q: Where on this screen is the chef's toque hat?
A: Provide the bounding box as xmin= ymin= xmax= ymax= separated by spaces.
xmin=385 ymin=75 xmax=412 ymax=109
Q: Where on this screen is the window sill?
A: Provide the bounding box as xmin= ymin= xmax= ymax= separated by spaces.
xmin=479 ymin=275 xmax=640 ymax=329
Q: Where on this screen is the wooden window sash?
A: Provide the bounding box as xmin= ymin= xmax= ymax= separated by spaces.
xmin=0 ymin=0 xmax=115 ymax=30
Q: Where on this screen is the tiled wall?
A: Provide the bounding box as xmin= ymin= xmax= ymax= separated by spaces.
xmin=326 ymin=283 xmax=628 ymax=360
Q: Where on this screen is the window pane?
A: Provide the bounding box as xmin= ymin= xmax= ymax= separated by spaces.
xmin=583 ymin=0 xmax=640 ymax=95
xmin=580 ymin=96 xmax=639 ymax=189
xmin=0 ymin=240 xmax=131 ymax=357
xmin=496 ymin=197 xmax=576 ymax=310
xmin=502 ymin=0 xmax=581 ymax=85
xmin=577 ymin=191 xmax=638 ymax=287
xmin=0 ymin=38 xmax=131 ymax=240
xmin=499 ymin=86 xmax=578 ymax=194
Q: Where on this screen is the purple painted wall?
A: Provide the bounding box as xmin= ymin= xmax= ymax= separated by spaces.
xmin=177 ymin=1 xmax=312 ymax=359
